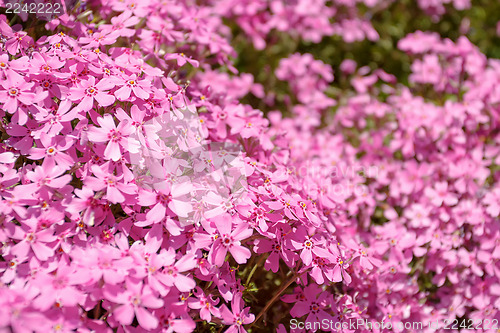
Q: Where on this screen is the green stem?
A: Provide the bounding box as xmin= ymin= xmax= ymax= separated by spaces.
xmin=246 ymin=255 xmax=266 ymax=286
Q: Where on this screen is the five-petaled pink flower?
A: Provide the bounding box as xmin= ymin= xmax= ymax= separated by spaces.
xmin=84 ymin=164 xmax=137 ymax=204
xmin=69 ymin=76 xmax=116 ymax=111
xmin=220 ymin=292 xmax=255 ymax=333
xmin=114 ymin=74 xmax=151 ymax=101
xmin=138 ymin=183 xmax=193 ymax=223
xmin=210 ymin=214 xmax=252 ymax=266
xmin=104 ymin=278 xmax=164 ymax=330
xmin=87 ymin=114 xmax=140 ymax=161
xmin=0 ymin=73 xmax=42 ymax=118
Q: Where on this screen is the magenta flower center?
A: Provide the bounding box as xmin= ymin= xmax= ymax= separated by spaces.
xmin=157 ymin=193 xmax=172 ymax=205
xmin=221 ymin=235 xmax=233 ymax=247
xmin=39 ymin=220 xmax=49 ymax=228
xmin=107 ymin=129 xmax=121 ymax=142
xmin=87 ymin=197 xmax=99 ymax=208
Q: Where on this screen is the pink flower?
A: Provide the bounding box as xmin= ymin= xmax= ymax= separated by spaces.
xmin=159 ymin=248 xmax=197 ymax=292
xmin=70 ymin=244 xmax=133 ymax=285
xmin=108 ymin=11 xmax=141 ymax=37
xmin=84 ymin=164 xmax=137 ymax=204
xmin=220 ymin=292 xmax=255 ymax=333
xmin=138 ymin=183 xmax=193 ymax=223
xmin=289 ymin=285 xmax=335 ymax=324
xmin=340 ymin=59 xmax=357 ymax=74
xmin=87 ymin=114 xmax=140 ymax=161
xmin=31 ymin=99 xmax=80 ymax=137
xmin=104 ymin=278 xmax=164 ymax=330
xmin=210 ymin=214 xmax=252 ymax=266
xmin=30 ymin=52 xmax=66 ymax=78
xmin=0 ymin=53 xmax=28 ymax=79
xmin=67 ymin=186 xmax=106 ymax=226
xmin=254 ymin=226 xmax=298 ymax=272
xmin=410 ymin=54 xmax=443 ymax=85
xmin=187 ymin=287 xmax=221 ymax=322
xmin=31 ymin=260 xmax=86 ymax=311
xmin=424 ymin=181 xmax=458 ymax=207
xmin=28 ymin=134 xmax=75 ymax=170
xmin=114 ymin=74 xmax=151 ymax=101
xmin=25 ymin=159 xmax=72 ymax=192
xmin=154 ymin=307 xmax=197 ymax=333
xmin=69 ymin=76 xmax=116 ymax=111
xmin=0 ymin=184 xmax=37 ymax=219
xmin=328 ymin=244 xmax=352 ymax=284
xmin=9 ymin=218 xmax=57 ymax=261
xmin=0 ymin=73 xmax=41 ymax=120
xmin=5 ymin=31 xmax=32 ymax=55
xmin=404 ymin=203 xmax=432 ymax=227
xmin=165 ymin=52 xmax=200 ymax=68
xmin=344 ymin=239 xmax=382 ymax=270
xmin=289 ymin=227 xmax=330 ymax=266
xmin=483 ymin=186 xmax=500 ymax=217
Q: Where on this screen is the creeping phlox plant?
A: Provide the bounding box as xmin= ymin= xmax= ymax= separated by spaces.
xmin=0 ymin=0 xmax=499 ymax=332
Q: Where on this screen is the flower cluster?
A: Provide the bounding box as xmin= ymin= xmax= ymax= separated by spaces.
xmin=0 ymin=0 xmax=499 ymax=333
xmin=276 ymin=53 xmax=335 ymax=113
xmin=416 ymin=0 xmax=471 ymax=20
xmin=214 ymin=0 xmax=380 ymax=48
